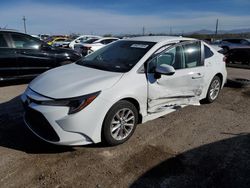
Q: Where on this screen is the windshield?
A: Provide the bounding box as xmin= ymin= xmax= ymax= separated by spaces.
xmin=76 ymin=40 xmax=155 ymax=72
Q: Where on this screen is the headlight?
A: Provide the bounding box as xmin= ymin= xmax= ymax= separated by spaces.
xmin=40 ymin=91 xmax=101 ymax=114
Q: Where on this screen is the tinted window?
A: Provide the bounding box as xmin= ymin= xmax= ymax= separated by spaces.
xmin=84 ymin=38 xmax=99 ymax=44
xmin=205 ymin=45 xmax=214 ymax=59
xmin=240 ymin=40 xmax=249 ymax=45
xmin=11 ymin=34 xmax=41 ymax=49
xmin=77 ymin=40 xmax=155 ymax=72
xmin=0 ymin=34 xmax=8 ymax=47
xmin=100 ymin=39 xmax=117 ymax=45
xmin=182 ymin=41 xmax=202 ymax=68
xmin=55 ymin=38 xmax=66 ymax=42
xmin=223 ymin=39 xmax=241 ymax=44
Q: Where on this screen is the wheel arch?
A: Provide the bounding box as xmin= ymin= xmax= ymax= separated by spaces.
xmin=117 ymin=97 xmax=142 ymax=124
xmin=214 ymin=73 xmax=223 ymax=88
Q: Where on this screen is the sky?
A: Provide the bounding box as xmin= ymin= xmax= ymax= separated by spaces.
xmin=0 ymin=0 xmax=250 ymax=35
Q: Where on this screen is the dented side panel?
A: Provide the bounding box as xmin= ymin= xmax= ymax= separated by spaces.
xmin=147 ymin=67 xmax=205 ymax=113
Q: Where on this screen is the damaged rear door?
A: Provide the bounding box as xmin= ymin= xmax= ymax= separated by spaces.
xmin=147 ymin=41 xmax=205 ymax=113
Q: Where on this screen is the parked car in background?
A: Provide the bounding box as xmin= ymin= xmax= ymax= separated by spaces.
xmin=38 ymin=34 xmax=50 ymax=41
xmin=69 ymin=35 xmax=101 ymax=49
xmin=47 ymin=37 xmax=69 ymax=46
xmin=80 ymin=37 xmax=119 ymax=56
xmin=219 ymin=38 xmax=250 ymax=53
xmin=212 ymin=38 xmax=250 ymax=65
xmin=21 ymin=36 xmax=227 ymax=146
xmin=73 ymin=38 xmax=101 ymax=55
xmin=0 ymin=29 xmax=81 ymax=82
xmin=52 ymin=38 xmax=73 ymax=48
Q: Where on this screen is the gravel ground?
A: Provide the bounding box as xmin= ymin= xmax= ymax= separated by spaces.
xmin=0 ymin=68 xmax=250 ymax=188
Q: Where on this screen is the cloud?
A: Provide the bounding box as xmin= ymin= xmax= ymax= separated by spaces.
xmin=0 ymin=3 xmax=250 ymax=34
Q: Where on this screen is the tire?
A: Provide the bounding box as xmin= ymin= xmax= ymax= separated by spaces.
xmin=205 ymin=76 xmax=221 ymax=103
xmin=102 ymin=100 xmax=138 ymax=146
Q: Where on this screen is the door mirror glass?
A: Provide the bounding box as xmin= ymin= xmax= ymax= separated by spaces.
xmin=155 ymin=64 xmax=175 ymax=75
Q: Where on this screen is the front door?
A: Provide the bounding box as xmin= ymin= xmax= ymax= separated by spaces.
xmin=147 ymin=41 xmax=205 ymax=113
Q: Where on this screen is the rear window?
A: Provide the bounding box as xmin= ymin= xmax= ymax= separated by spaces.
xmin=0 ymin=34 xmax=8 ymax=47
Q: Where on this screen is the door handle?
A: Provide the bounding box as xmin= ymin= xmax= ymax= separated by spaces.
xmin=192 ymin=73 xmax=204 ymax=79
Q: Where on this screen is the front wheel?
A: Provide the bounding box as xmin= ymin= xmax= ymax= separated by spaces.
xmin=102 ymin=100 xmax=138 ymax=146
xmin=205 ymin=76 xmax=221 ymax=103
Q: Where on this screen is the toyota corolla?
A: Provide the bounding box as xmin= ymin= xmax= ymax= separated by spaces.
xmin=21 ymin=36 xmax=227 ymax=146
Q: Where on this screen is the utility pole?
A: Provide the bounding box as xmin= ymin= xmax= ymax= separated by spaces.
xmin=169 ymin=27 xmax=172 ymax=35
xmin=215 ymin=18 xmax=219 ymax=36
xmin=22 ymin=16 xmax=27 ymax=33
xmin=142 ymin=26 xmax=145 ymax=36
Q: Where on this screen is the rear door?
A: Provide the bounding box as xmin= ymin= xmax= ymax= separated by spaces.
xmin=10 ymin=33 xmax=55 ymax=77
xmin=147 ymin=41 xmax=205 ymax=113
xmin=0 ymin=33 xmax=19 ymax=81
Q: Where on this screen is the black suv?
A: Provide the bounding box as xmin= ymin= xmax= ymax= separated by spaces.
xmin=0 ymin=30 xmax=81 ymax=82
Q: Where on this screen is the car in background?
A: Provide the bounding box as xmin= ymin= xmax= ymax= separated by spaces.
xmin=0 ymin=29 xmax=81 ymax=82
xmin=80 ymin=37 xmax=119 ymax=56
xmin=73 ymin=38 xmax=101 ymax=55
xmin=69 ymin=35 xmax=101 ymax=49
xmin=21 ymin=36 xmax=227 ymax=146
xmin=219 ymin=38 xmax=250 ymax=53
xmin=47 ymin=37 xmax=69 ymax=46
xmin=38 ymin=34 xmax=50 ymax=41
xmin=212 ymin=39 xmax=250 ymax=65
xmin=52 ymin=38 xmax=73 ymax=48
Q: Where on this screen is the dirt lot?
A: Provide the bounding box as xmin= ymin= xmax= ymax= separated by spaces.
xmin=0 ymin=68 xmax=250 ymax=188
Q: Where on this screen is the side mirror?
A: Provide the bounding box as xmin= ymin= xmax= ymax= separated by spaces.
xmin=75 ymin=39 xmax=80 ymax=43
xmin=155 ymin=64 xmax=175 ymax=76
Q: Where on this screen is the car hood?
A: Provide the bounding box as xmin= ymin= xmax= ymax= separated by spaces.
xmin=29 ymin=63 xmax=123 ymax=99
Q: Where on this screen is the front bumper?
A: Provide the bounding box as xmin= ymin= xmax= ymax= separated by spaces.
xmin=21 ymin=88 xmax=109 ymax=146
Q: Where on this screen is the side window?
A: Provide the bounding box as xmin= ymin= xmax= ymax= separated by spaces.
xmin=148 ymin=45 xmax=185 ymax=72
xmin=240 ymin=40 xmax=249 ymax=45
xmin=56 ymin=38 xmax=66 ymax=42
xmin=11 ymin=34 xmax=41 ymax=49
xmin=204 ymin=45 xmax=214 ymax=59
xmin=182 ymin=41 xmax=202 ymax=68
xmin=0 ymin=34 xmax=8 ymax=47
xmin=101 ymin=40 xmax=108 ymax=44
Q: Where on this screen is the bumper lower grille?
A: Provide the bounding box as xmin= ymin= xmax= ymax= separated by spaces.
xmin=24 ymin=106 xmax=60 ymax=142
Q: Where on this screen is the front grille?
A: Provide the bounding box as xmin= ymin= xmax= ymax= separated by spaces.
xmin=24 ymin=107 xmax=60 ymax=142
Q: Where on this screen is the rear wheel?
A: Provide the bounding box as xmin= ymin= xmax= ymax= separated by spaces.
xmin=205 ymin=76 xmax=221 ymax=103
xmin=102 ymin=100 xmax=138 ymax=146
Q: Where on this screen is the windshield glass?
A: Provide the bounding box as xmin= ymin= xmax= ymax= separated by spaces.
xmin=76 ymin=40 xmax=155 ymax=72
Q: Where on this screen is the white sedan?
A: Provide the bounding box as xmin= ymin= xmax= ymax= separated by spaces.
xmin=21 ymin=36 xmax=227 ymax=146
xmin=80 ymin=37 xmax=119 ymax=55
xmin=69 ymin=35 xmax=101 ymax=49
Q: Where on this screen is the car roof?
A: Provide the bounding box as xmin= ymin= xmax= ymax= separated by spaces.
xmin=0 ymin=29 xmax=24 ymax=34
xmin=125 ymin=36 xmax=194 ymax=43
xmin=97 ymin=37 xmax=119 ymax=41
